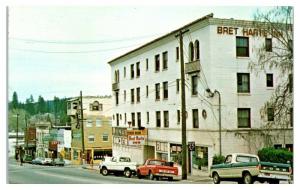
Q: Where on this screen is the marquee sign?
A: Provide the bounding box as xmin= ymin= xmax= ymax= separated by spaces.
xmin=127 ymin=135 xmax=145 ymax=145
xmin=217 ymin=26 xmax=283 ymax=38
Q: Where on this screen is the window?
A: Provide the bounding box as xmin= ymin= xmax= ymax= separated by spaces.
xmin=225 ymin=155 xmax=232 ymax=163
xmin=156 ymin=111 xmax=161 ymax=127
xmin=102 ymin=133 xmax=109 ymax=142
xmin=67 ymin=102 xmax=71 ymax=109
xmin=176 ymin=79 xmax=180 ymax=93
xmin=137 ymin=112 xmax=141 ymax=128
xmin=155 ymin=54 xmax=160 ymax=72
xmin=116 ymin=113 xmax=119 ymax=126
xmin=147 ymin=112 xmax=149 ymax=124
xmin=86 ymin=120 xmax=92 ymax=128
xmin=191 ymin=75 xmax=198 ymax=95
xmin=146 ymin=86 xmax=149 ymax=98
xmin=130 ymin=64 xmax=134 ymax=78
xmin=189 ymin=42 xmax=194 ymax=62
xmin=163 ymin=111 xmax=169 ymax=128
xmin=236 ymin=37 xmax=249 ymax=57
xmin=177 ymin=110 xmax=180 ymax=123
xmin=265 ymin=38 xmax=272 ymax=52
xmin=131 ymin=89 xmax=134 ymax=103
xmin=114 ymin=70 xmax=119 ymax=83
xmin=236 ymin=156 xmax=258 ymax=163
xmin=162 ymin=51 xmax=168 ymax=69
xmin=115 ymin=91 xmax=119 ymax=105
xmin=124 ymin=113 xmax=127 ymax=125
xmin=267 ymin=108 xmax=274 ymax=121
xmin=237 ymin=73 xmax=250 ymax=93
xmin=124 ymin=66 xmax=126 ymax=78
xmin=266 ymin=74 xmax=273 ymax=87
xmin=238 ymin=108 xmax=251 ymax=128
xmin=90 ymin=101 xmax=100 ymax=111
xmin=163 ymin=81 xmax=168 ymax=99
xmin=155 ymin=83 xmax=160 ymax=100
xmin=176 ymin=47 xmax=179 ymax=61
xmin=136 ymin=87 xmax=140 ymax=103
xmin=136 ymin=62 xmax=140 ymax=77
xmin=124 ymin=90 xmax=126 ymax=102
xmin=192 ymin=109 xmax=199 ymax=128
xmin=195 ymin=40 xmax=200 ymax=60
xmin=131 ymin=113 xmax=135 ymax=127
xmin=146 ymin=58 xmax=149 ymax=71
xmin=96 ymin=119 xmax=102 ymax=127
xmin=88 ymin=135 xmax=95 ymax=143
xmin=73 ymin=150 xmax=78 ymax=160
xmin=289 ymin=74 xmax=293 ymax=93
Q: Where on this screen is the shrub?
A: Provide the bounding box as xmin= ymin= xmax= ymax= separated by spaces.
xmin=258 ymin=147 xmax=293 ymax=164
xmin=212 ymin=154 xmax=225 ymax=165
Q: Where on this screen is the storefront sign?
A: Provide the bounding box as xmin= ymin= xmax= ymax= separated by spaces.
xmin=127 ymin=135 xmax=145 ymax=145
xmin=113 ymin=136 xmax=128 ymax=145
xmin=217 ymin=26 xmax=283 ymax=38
xmin=170 ymin=144 xmax=182 ymax=153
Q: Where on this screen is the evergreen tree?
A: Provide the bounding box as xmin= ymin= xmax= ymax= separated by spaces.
xmin=11 ymin=91 xmax=19 ymax=109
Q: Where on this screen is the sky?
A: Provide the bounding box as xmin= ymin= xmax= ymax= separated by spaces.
xmin=8 ymin=6 xmax=276 ymax=102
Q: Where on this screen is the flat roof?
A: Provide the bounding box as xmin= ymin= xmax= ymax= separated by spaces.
xmin=108 ymin=13 xmax=214 ymax=64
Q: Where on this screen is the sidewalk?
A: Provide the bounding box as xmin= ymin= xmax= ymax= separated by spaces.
xmin=82 ymin=164 xmax=211 ymax=181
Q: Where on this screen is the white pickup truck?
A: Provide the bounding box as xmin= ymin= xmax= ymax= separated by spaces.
xmin=99 ymin=156 xmax=137 ymax=178
xmin=210 ymin=153 xmax=292 ymax=184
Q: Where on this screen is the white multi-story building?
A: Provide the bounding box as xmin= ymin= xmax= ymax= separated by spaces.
xmin=108 ymin=14 xmax=293 ymax=172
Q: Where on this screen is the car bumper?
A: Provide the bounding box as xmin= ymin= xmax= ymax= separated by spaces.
xmin=258 ymin=173 xmax=291 ymax=180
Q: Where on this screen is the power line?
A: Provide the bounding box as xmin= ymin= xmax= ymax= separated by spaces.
xmin=9 ymin=33 xmax=163 ymax=45
xmin=10 ymin=42 xmax=144 ymax=54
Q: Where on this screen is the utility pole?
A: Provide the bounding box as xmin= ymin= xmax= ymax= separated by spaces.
xmin=25 ymin=115 xmax=28 ymax=154
xmin=15 ymin=113 xmax=19 ymax=160
xmin=176 ymin=29 xmax=189 ymax=180
xmin=215 ymin=90 xmax=222 ymax=156
xmin=80 ymin=91 xmax=85 ymax=164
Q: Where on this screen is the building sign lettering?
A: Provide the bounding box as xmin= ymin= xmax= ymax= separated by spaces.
xmin=127 ymin=135 xmax=145 ymax=145
xmin=217 ymin=26 xmax=283 ymax=38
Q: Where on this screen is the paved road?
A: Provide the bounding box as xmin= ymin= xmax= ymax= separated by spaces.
xmin=7 ymin=159 xmax=211 ymax=184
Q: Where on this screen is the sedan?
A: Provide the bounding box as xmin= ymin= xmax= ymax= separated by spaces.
xmin=32 ymin=157 xmax=45 ymax=165
xmin=53 ymin=158 xmax=65 ymax=166
xmin=43 ymin=158 xmax=54 ymax=166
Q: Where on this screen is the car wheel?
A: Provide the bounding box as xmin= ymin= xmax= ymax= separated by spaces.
xmin=168 ymin=177 xmax=173 ymax=181
xmin=124 ymin=169 xmax=132 ymax=178
xmin=101 ymin=167 xmax=109 ymax=176
xmin=213 ymin=172 xmax=220 ymax=184
xmin=137 ymin=170 xmax=142 ymax=179
xmin=243 ymin=172 xmax=253 ymax=184
xmin=269 ymin=179 xmax=280 ymax=184
xmin=149 ymin=172 xmax=155 ymax=180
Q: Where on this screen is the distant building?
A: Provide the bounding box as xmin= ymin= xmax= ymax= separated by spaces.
xmin=8 ymin=132 xmax=24 ymax=158
xmin=67 ymin=96 xmax=113 ymax=165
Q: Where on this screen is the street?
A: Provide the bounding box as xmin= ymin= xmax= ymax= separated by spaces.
xmin=7 ymin=159 xmax=211 ymax=184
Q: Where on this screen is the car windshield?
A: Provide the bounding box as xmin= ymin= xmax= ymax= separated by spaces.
xmin=148 ymin=160 xmax=165 ymax=165
xmin=119 ymin=157 xmax=131 ymax=162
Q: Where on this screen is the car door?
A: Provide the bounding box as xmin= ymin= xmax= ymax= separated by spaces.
xmin=219 ymin=155 xmax=233 ymax=178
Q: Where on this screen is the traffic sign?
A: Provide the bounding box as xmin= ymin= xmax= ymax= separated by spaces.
xmin=188 ymin=141 xmax=195 ymax=151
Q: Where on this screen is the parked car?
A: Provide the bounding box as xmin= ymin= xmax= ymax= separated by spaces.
xmin=136 ymin=159 xmax=178 ymax=181
xmin=99 ymin=156 xmax=137 ymax=178
xmin=53 ymin=158 xmax=65 ymax=166
xmin=42 ymin=158 xmax=54 ymax=166
xmin=32 ymin=157 xmax=45 ymax=165
xmin=210 ymin=153 xmax=292 ymax=184
xmin=23 ymin=154 xmax=33 ymax=163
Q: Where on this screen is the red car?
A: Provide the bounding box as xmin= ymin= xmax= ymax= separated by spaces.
xmin=136 ymin=159 xmax=178 ymax=181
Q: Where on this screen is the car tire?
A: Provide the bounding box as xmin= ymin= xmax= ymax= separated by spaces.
xmin=243 ymin=172 xmax=253 ymax=184
xmin=269 ymin=179 xmax=280 ymax=184
xmin=213 ymin=172 xmax=220 ymax=184
xmin=101 ymin=167 xmax=109 ymax=176
xmin=137 ymin=170 xmax=142 ymax=179
xmin=168 ymin=177 xmax=173 ymax=181
xmin=149 ymin=171 xmax=155 ymax=180
xmin=124 ymin=169 xmax=132 ymax=178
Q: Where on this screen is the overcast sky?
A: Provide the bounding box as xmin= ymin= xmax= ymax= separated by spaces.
xmin=8 ymin=6 xmax=275 ymax=102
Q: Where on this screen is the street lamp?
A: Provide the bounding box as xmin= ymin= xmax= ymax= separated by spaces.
xmin=206 ymin=89 xmax=222 ymax=156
